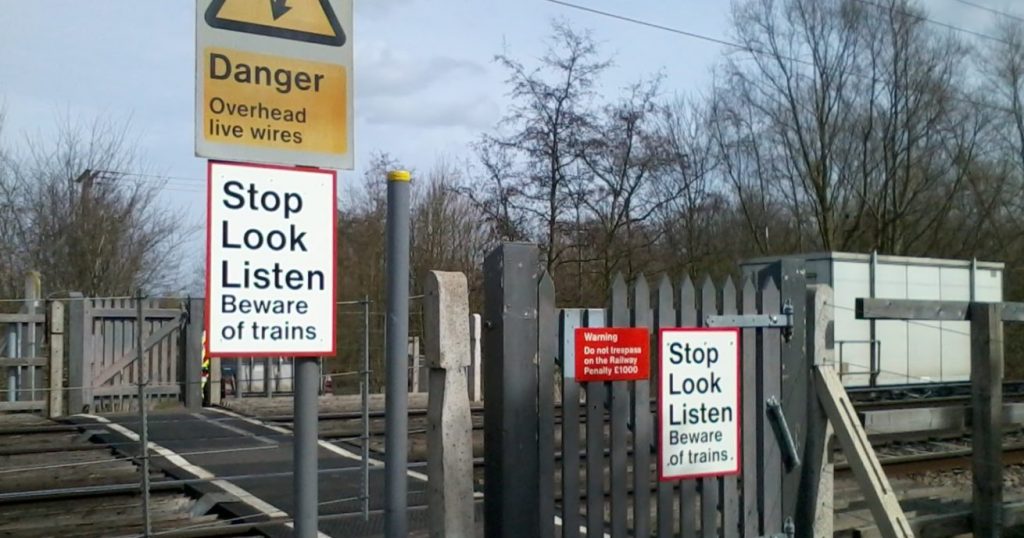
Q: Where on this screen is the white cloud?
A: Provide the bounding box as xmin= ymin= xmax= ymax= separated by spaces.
xmin=355 ymin=0 xmax=419 ymax=21
xmin=361 ymin=93 xmax=499 ymax=130
xmin=356 ymin=43 xmax=488 ymax=97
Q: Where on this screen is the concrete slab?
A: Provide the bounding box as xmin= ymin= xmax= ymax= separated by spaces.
xmin=861 ymin=407 xmax=965 ymax=435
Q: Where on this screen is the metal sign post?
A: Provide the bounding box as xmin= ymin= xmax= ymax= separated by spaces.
xmin=204 ymin=160 xmax=337 ymax=537
xmin=294 ymin=356 xmax=319 ymax=537
xmin=135 ymin=289 xmax=152 ymax=537
xmin=384 ymin=170 xmax=411 ymax=538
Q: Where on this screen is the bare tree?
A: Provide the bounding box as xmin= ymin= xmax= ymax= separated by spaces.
xmin=718 ymin=0 xmax=980 ymax=255
xmin=576 ymin=77 xmax=671 ymax=289
xmin=11 ymin=115 xmax=186 ymax=296
xmin=411 ymin=158 xmax=489 ymax=306
xmin=473 ymin=22 xmax=611 ymax=273
xmin=0 ymin=109 xmax=26 ymax=296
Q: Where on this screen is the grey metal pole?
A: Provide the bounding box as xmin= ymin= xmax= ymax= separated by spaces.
xmin=294 ymin=356 xmax=319 ymax=537
xmin=362 ymin=296 xmax=370 ymax=521
xmin=869 ymin=250 xmax=878 ymax=387
xmin=384 ymin=170 xmax=412 ymax=538
xmin=136 ymin=290 xmax=152 ymax=537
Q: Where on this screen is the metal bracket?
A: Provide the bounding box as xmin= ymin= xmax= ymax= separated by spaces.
xmin=766 ymin=397 xmax=801 ymax=472
xmin=705 ymin=300 xmax=795 ymax=341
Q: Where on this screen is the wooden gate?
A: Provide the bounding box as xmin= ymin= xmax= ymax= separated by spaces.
xmin=0 ymin=308 xmax=48 ymax=412
xmin=483 ymin=243 xmax=816 ymax=538
xmin=68 ymin=296 xmax=188 ymax=413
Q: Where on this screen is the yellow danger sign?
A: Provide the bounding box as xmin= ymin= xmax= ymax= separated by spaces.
xmin=196 ymin=0 xmax=354 ymax=169
xmin=203 ymin=47 xmax=347 ymax=154
xmin=205 ymin=0 xmax=346 ymax=46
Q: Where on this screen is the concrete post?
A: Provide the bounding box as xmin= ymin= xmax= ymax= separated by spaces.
xmin=424 ymin=271 xmax=475 ymax=538
xmin=801 ymin=285 xmax=835 ymax=538
xmin=48 ymin=301 xmax=65 ymax=418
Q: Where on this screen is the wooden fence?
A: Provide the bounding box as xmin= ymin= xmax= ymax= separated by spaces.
xmin=0 ymin=305 xmax=58 ymax=415
xmin=483 ymin=243 xmax=813 ymax=538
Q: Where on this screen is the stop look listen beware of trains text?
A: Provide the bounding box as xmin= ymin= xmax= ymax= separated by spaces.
xmin=207 ymin=162 xmax=336 ymax=356
xmin=658 ymin=329 xmax=741 ymax=481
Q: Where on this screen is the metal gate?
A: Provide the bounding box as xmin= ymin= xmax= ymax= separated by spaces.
xmin=483 ymin=243 xmax=812 ymax=538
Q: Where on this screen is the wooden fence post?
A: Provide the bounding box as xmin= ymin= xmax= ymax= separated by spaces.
xmin=424 ymin=271 xmax=475 ymax=538
xmin=48 ymin=301 xmax=64 ymax=418
xmin=970 ymin=302 xmax=1003 ymax=537
xmin=67 ymin=293 xmax=92 ymax=414
xmin=23 ymin=272 xmax=41 ymax=401
xmin=482 ymin=243 xmax=540 ymax=538
xmin=184 ymin=298 xmax=204 ymax=410
xmin=800 ymin=285 xmax=834 ymax=537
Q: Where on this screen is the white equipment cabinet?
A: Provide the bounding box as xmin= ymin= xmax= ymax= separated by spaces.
xmin=742 ymin=252 xmax=1003 ymax=387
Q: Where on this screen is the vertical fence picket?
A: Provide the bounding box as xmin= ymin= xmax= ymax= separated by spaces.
xmin=631 ymin=274 xmax=652 ymax=538
xmin=104 ymin=300 xmax=116 ymax=408
xmin=759 ymin=277 xmax=783 ymax=532
xmin=654 ymin=275 xmax=676 ymax=538
xmin=539 ymin=272 xmax=557 ymax=538
xmin=169 ymin=311 xmax=178 ymax=389
xmin=609 ymin=274 xmax=629 ymax=537
xmin=678 ymin=276 xmax=698 ymax=538
xmin=720 ymin=277 xmax=739 ymax=538
xmin=699 ymin=276 xmax=720 ymax=538
xmin=585 ymin=307 xmax=607 ymax=536
xmin=779 ymin=261 xmax=807 ymax=525
xmin=741 ymin=277 xmax=760 ymax=537
xmin=560 ymin=309 xmax=583 ymax=538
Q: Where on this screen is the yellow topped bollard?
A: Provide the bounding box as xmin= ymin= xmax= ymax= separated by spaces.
xmin=387 ymin=169 xmax=411 ymax=182
xmin=384 ymin=167 xmax=412 ymax=538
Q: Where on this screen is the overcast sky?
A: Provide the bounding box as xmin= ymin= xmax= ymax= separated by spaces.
xmin=0 ymin=0 xmax=1019 ymax=290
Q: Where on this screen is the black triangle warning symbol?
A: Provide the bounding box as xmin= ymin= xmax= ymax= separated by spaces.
xmin=205 ymin=0 xmax=347 ymax=47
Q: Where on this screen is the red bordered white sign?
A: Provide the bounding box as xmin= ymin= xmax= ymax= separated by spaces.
xmin=205 ymin=160 xmax=337 ymax=357
xmin=658 ymin=328 xmax=741 ymax=481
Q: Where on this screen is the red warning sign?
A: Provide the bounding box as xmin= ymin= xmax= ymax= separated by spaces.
xmin=574 ymin=327 xmax=650 ymax=382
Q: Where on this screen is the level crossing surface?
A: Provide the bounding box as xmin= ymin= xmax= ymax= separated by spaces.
xmin=67 ymin=408 xmax=451 ymax=537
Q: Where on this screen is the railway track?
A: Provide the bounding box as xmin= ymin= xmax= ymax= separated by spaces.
xmin=243 ymin=402 xmax=1024 ymax=483
xmin=846 ymin=379 xmax=1024 ymax=405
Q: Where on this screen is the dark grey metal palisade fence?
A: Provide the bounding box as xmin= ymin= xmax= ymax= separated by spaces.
xmin=484 ymin=243 xmax=806 ymax=538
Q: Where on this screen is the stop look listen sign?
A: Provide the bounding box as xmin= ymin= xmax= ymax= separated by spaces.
xmin=659 ymin=328 xmax=741 ymax=481
xmin=205 ymin=161 xmax=336 ymax=356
